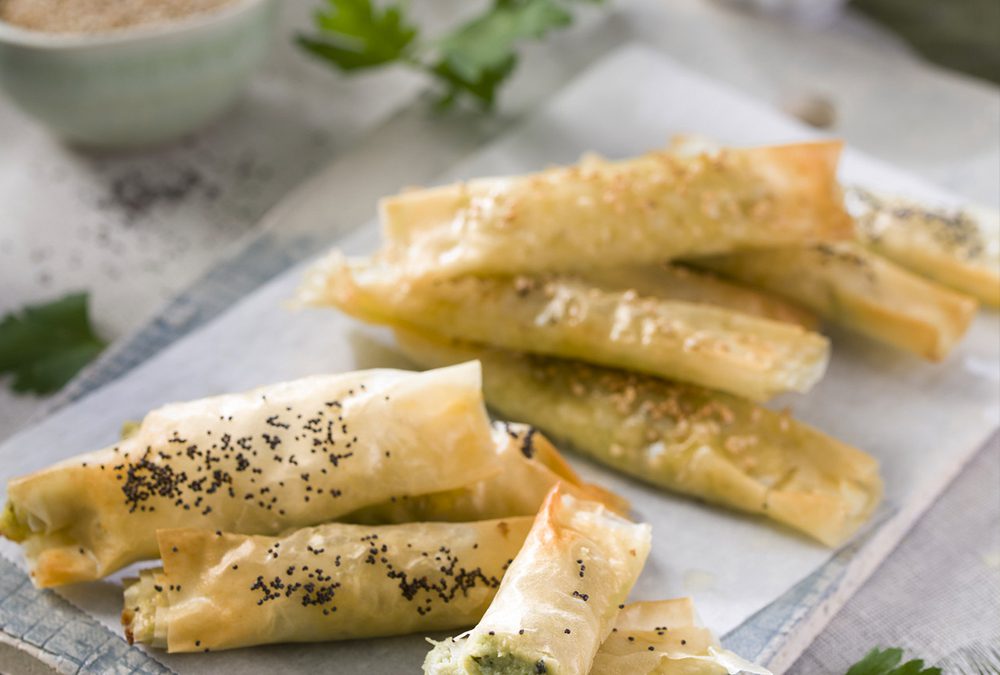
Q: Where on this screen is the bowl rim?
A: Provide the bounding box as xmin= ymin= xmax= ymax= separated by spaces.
xmin=0 ymin=0 xmax=274 ymax=49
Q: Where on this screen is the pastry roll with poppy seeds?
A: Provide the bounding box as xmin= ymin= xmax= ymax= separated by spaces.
xmin=1 ymin=362 xmax=498 ymax=587
xmin=379 ymin=141 xmax=851 ymax=280
xmin=394 ymin=330 xmax=882 ymax=547
xmin=591 ymin=599 xmax=770 ymax=675
xmin=423 ymin=486 xmax=651 ymax=675
xmin=345 ymin=421 xmax=628 ymax=523
xmin=300 ymin=255 xmax=830 ymax=401
xmin=123 ymin=517 xmax=533 ymax=651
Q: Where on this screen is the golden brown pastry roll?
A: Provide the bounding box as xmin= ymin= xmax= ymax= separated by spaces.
xmin=591 ymin=599 xmax=770 ymax=675
xmin=423 ymin=486 xmax=651 ymax=674
xmin=345 ymin=421 xmax=628 ymax=523
xmin=1 ymin=362 xmax=497 ymax=586
xmin=379 ymin=142 xmax=851 ymax=280
xmin=123 ymin=517 xmax=533 ymax=652
xmin=394 ymin=330 xmax=882 ymax=547
xmin=848 ymin=187 xmax=1000 ymax=307
xmin=692 ymin=242 xmax=978 ymax=361
xmin=579 ymin=263 xmax=818 ymax=330
xmin=299 ymin=255 xmax=830 ymax=401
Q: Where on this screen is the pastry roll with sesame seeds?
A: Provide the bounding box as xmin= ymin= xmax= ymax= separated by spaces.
xmin=423 ymin=486 xmax=651 ymax=675
xmin=377 ymin=141 xmax=851 ymax=281
xmin=299 ymin=254 xmax=830 ymax=401
xmin=578 ymin=264 xmax=818 ymax=330
xmin=122 ymin=517 xmax=533 ymax=652
xmin=394 ymin=330 xmax=882 ymax=547
xmin=345 ymin=421 xmax=629 ymax=523
xmin=846 ymin=188 xmax=1000 ymax=308
xmin=590 ymin=599 xmax=770 ymax=675
xmin=691 ymin=242 xmax=978 ymax=361
xmin=1 ymin=362 xmax=500 ymax=587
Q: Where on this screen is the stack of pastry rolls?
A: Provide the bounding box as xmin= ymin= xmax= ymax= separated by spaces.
xmin=299 ymin=139 xmax=911 ymax=548
xmin=666 ymin=135 xmax=989 ymax=361
xmin=6 ymin=138 xmax=988 ymax=671
xmin=0 ymin=364 xmax=595 ymax=640
xmin=1 ymin=362 xmax=768 ymax=673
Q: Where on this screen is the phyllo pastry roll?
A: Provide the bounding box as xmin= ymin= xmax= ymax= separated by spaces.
xmin=299 ymin=255 xmax=830 ymax=401
xmin=423 ymin=486 xmax=651 ymax=675
xmin=591 ymin=599 xmax=770 ymax=675
xmin=379 ymin=141 xmax=851 ymax=280
xmin=693 ymin=242 xmax=977 ymax=361
xmin=346 ymin=421 xmax=628 ymax=523
xmin=395 ymin=330 xmax=882 ymax=547
xmin=579 ymin=264 xmax=818 ymax=330
xmin=123 ymin=517 xmax=533 ymax=652
xmin=1 ymin=362 xmax=498 ymax=587
xmin=847 ymin=187 xmax=1000 ymax=307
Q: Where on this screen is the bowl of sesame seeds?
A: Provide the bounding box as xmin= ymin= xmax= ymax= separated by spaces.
xmin=0 ymin=0 xmax=277 ymax=148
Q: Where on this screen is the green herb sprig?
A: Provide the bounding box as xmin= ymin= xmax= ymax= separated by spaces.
xmin=846 ymin=647 xmax=942 ymax=675
xmin=0 ymin=293 xmax=106 ymax=395
xmin=298 ymin=0 xmax=604 ymax=110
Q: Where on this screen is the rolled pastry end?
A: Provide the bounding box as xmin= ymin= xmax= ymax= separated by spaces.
xmin=1 ymin=493 xmax=110 ymax=587
xmin=424 ymin=486 xmax=652 ymax=674
xmin=1 ymin=500 xmax=103 ymax=587
xmin=426 ymin=598 xmax=773 ymax=675
xmin=765 ymin=458 xmax=884 ymax=548
xmin=122 ymin=569 xmax=168 ymax=649
xmin=592 ymin=598 xmax=773 ymax=675
xmin=0 ymin=501 xmax=28 ymax=542
xmin=424 ymin=634 xmax=551 ymax=675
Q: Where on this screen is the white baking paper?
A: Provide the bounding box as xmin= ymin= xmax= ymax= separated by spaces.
xmin=1 ymin=46 xmax=997 ymax=674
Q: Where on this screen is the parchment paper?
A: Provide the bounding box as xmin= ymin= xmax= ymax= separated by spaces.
xmin=1 ymin=47 xmax=997 ymax=674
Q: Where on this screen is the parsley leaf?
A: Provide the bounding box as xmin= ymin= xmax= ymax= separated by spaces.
xmin=435 ymin=0 xmax=572 ymax=82
xmin=297 ymin=0 xmax=417 ymax=71
xmin=299 ymin=0 xmax=603 ymax=109
xmin=430 ymin=54 xmax=518 ymax=109
xmin=846 ymin=647 xmax=942 ymax=675
xmin=0 ymin=293 xmax=106 ymax=395
xmin=426 ymin=0 xmax=574 ymax=107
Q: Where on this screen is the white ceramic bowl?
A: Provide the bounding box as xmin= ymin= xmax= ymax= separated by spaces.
xmin=0 ymin=0 xmax=277 ymax=148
